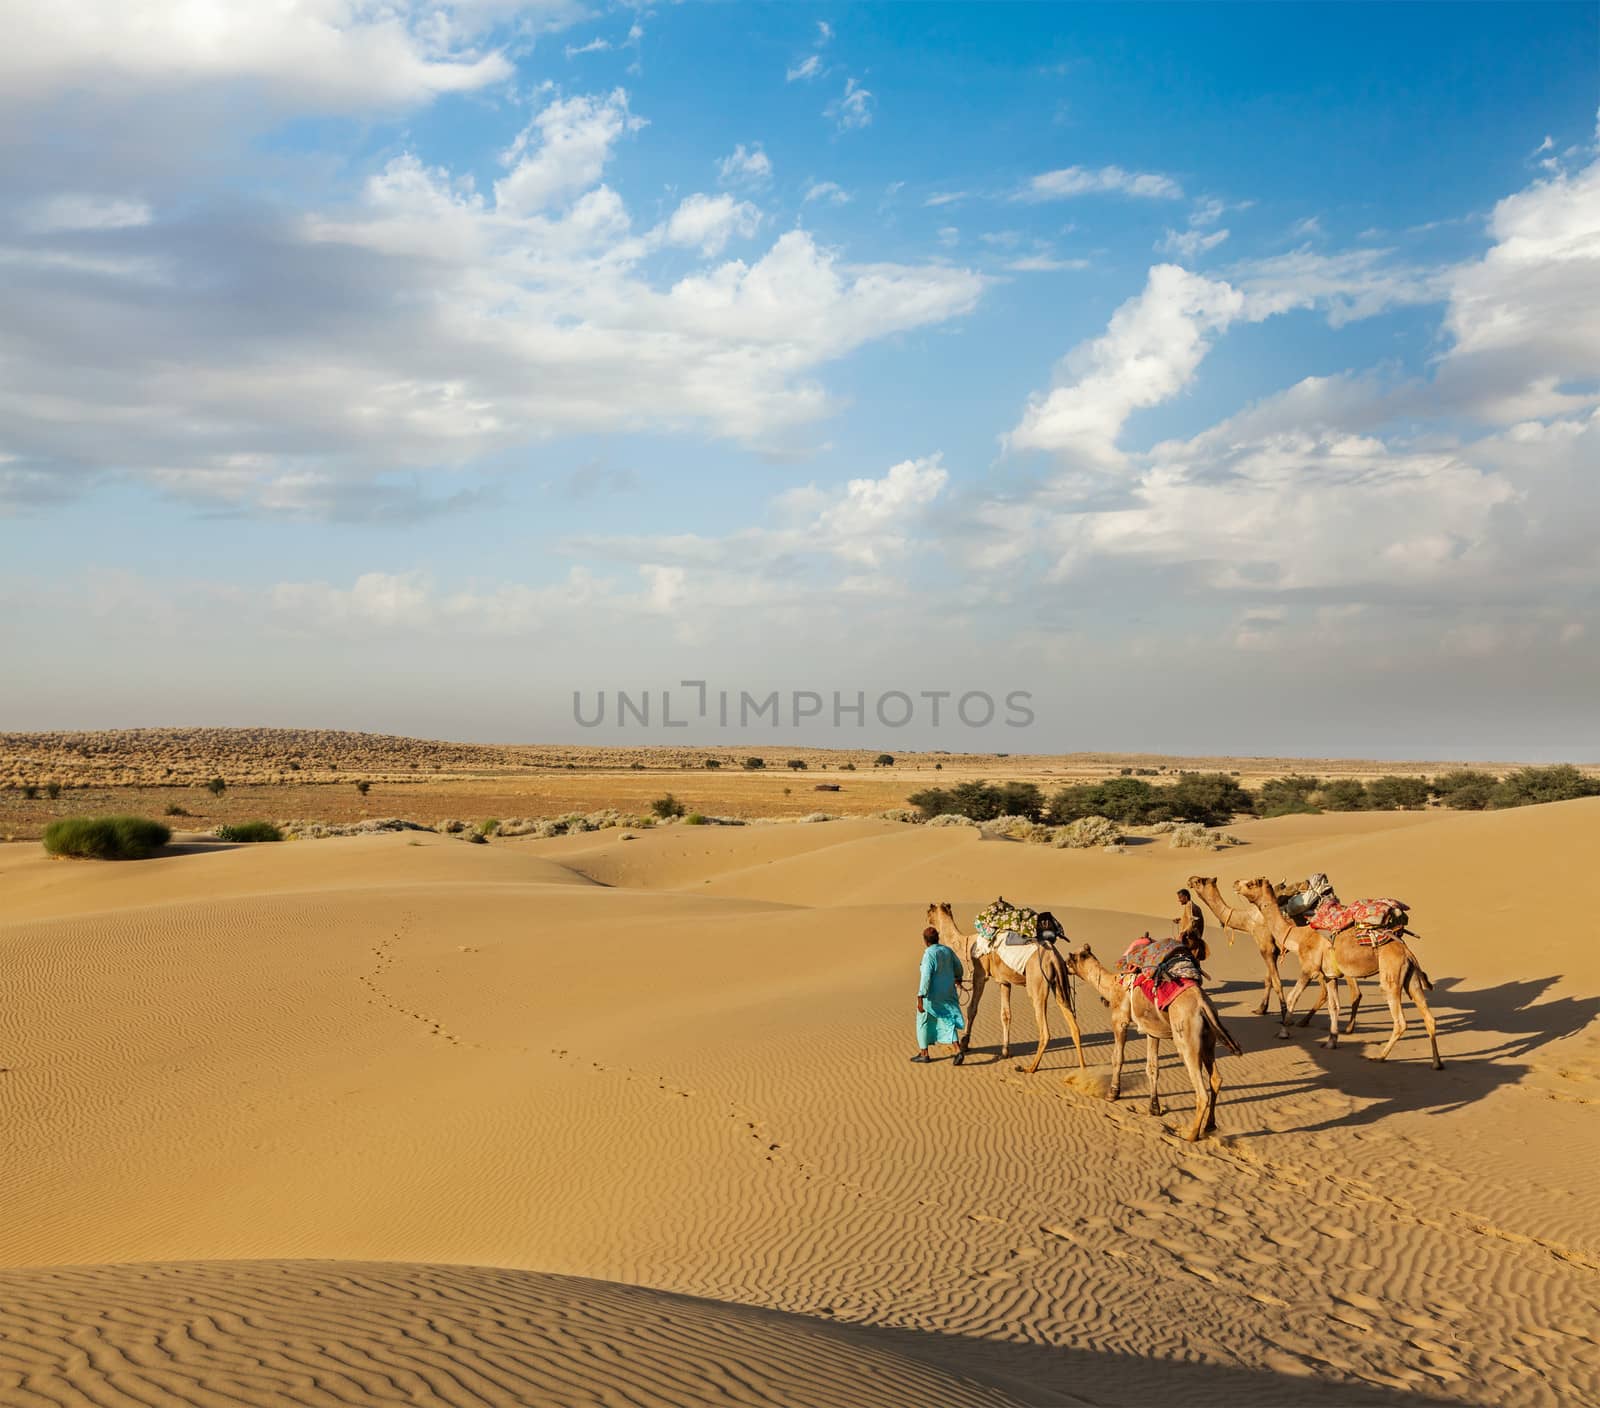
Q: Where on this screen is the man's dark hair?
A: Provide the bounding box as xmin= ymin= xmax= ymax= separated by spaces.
xmin=922 ymin=926 xmax=940 ymax=944
xmin=1176 ymin=888 xmax=1191 ymax=901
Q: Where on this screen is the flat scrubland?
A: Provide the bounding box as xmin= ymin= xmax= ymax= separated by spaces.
xmin=0 ymin=726 xmax=1568 ymax=839
xmin=3 ymin=791 xmax=1598 ymax=1406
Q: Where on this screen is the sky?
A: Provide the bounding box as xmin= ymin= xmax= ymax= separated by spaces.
xmin=1 ymin=1 xmax=1597 ymax=759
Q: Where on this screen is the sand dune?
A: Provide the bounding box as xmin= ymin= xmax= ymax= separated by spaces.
xmin=4 ymin=801 xmax=1599 ymax=1405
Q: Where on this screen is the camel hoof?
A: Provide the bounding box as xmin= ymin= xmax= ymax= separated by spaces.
xmin=1276 ymin=1028 xmax=1292 ymax=1040
xmin=1433 ymin=1060 xmax=1444 ymax=1071
xmin=1254 ymin=1004 xmax=1268 ymax=1017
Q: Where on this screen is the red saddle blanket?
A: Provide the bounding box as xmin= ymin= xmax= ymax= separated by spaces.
xmin=1310 ymin=897 xmax=1408 ymax=932
xmin=1134 ymin=973 xmax=1199 ymax=1011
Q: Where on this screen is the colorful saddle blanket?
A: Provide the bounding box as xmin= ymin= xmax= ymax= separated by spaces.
xmin=1276 ymin=873 xmax=1336 ymax=923
xmin=1133 ymin=972 xmax=1200 ymax=1011
xmin=1116 ymin=936 xmax=1203 ymax=988
xmin=976 ymin=897 xmax=1039 ymax=943
xmin=1309 ymin=897 xmax=1408 ymax=933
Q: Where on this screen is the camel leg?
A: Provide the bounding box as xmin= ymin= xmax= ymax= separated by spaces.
xmin=1406 ymin=967 xmax=1443 ymax=1070
xmin=1048 ymin=974 xmax=1087 ymax=1072
xmin=1342 ymin=974 xmax=1363 ymax=1032
xmin=1145 ymin=1036 xmax=1162 ymax=1116
xmin=1278 ymin=971 xmax=1314 ymax=1039
xmin=958 ymin=966 xmax=985 ymax=1054
xmin=1109 ymin=1021 xmax=1127 ymax=1100
xmin=1321 ymin=974 xmax=1342 ymax=1049
xmin=1023 ymin=975 xmax=1052 ymax=1075
xmin=999 ymin=982 xmax=1013 ymax=1059
xmin=1298 ymin=977 xmax=1326 ymax=1027
xmin=1205 ymin=1056 xmax=1222 ymax=1135
xmin=1372 ymin=969 xmax=1407 ymax=1062
xmin=1261 ymin=946 xmax=1288 ymax=1022
xmin=1175 ymin=1024 xmax=1211 ymax=1142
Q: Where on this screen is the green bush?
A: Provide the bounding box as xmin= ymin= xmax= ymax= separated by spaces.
xmin=684 ymin=812 xmax=708 ymax=826
xmin=908 ymin=780 xmax=1044 ymax=823
xmin=165 ymin=804 xmax=191 ymax=817
xmin=874 ymin=754 xmax=895 ymax=767
xmin=44 ymin=815 xmax=171 ymax=860
xmin=45 ymin=782 xmax=62 ymax=800
xmin=478 ymin=818 xmax=500 ymax=836
xmin=1166 ymin=772 xmax=1254 ymax=827
xmin=743 ymin=757 xmax=765 ymax=770
xmin=906 ymin=787 xmax=953 ymax=820
xmin=21 ymin=783 xmax=39 ymax=800
xmin=787 ymin=759 xmax=808 ymax=770
xmin=216 ymin=821 xmax=283 ymax=843
xmin=704 ymin=758 xmax=722 ymax=769
xmin=1255 ymin=774 xmax=1323 ymax=817
xmin=1489 ymin=764 xmax=1598 ymax=809
xmin=1431 ymin=769 xmax=1497 ymax=810
xmin=1365 ymin=775 xmax=1431 ymax=810
xmin=206 ymin=777 xmax=226 ymax=797
xmin=1317 ymin=779 xmax=1369 ymax=811
xmin=651 ymin=793 xmax=686 ymax=819
xmin=354 ymin=780 xmax=371 ymax=796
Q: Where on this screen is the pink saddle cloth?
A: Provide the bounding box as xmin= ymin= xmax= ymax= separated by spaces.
xmin=1310 ymin=897 xmax=1407 ymax=932
xmin=1134 ymin=973 xmax=1198 ymax=1011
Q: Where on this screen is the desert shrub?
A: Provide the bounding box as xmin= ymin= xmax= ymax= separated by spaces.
xmin=743 ymin=757 xmax=766 ymax=770
xmin=45 ymin=782 xmax=62 ymax=800
xmin=684 ymin=812 xmax=708 ymax=825
xmin=436 ymin=818 xmax=466 ymax=833
xmin=206 ymin=777 xmax=226 ymax=797
xmin=979 ymin=813 xmax=1049 ymax=842
xmin=44 ymin=815 xmax=171 ymax=860
xmin=926 ymin=813 xmax=979 ymax=828
xmin=1316 ymin=779 xmax=1369 ymax=811
xmin=465 ymin=830 xmax=487 ymax=844
xmin=787 ymin=759 xmax=808 ymax=770
xmin=478 ymin=818 xmax=500 ymax=836
xmin=354 ymin=780 xmax=371 ymax=796
xmin=1166 ymin=772 xmax=1254 ymax=827
xmin=876 ymin=807 xmax=919 ymax=823
xmin=1255 ymin=774 xmax=1323 ymax=817
xmin=21 ymin=783 xmax=39 ymax=799
xmin=906 ymin=787 xmax=952 ymax=820
xmin=840 ymin=762 xmax=857 ymax=771
xmin=1431 ymin=769 xmax=1497 ymax=810
xmin=798 ymin=812 xmax=834 ymax=823
xmin=1164 ymin=823 xmax=1241 ymax=850
xmin=651 ymin=793 xmax=686 ymax=820
xmin=1364 ymin=775 xmax=1431 ymax=810
xmin=165 ymin=804 xmax=191 ymax=817
xmin=1489 ymin=764 xmax=1598 ymax=809
xmin=216 ymin=821 xmax=283 ymax=843
xmin=874 ymin=754 xmax=895 ymax=767
xmin=1054 ymin=815 xmax=1121 ymax=849
xmin=1047 ymin=779 xmax=1163 ymax=825
xmin=704 ymin=758 xmax=722 ymax=769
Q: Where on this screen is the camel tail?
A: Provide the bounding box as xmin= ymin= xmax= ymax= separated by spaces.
xmin=1402 ymin=943 xmax=1434 ymax=992
xmin=1044 ymin=944 xmax=1076 ymax=1016
xmin=1200 ymin=994 xmax=1244 ymax=1057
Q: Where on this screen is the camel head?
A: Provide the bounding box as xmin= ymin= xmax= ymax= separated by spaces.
xmin=1066 ymin=941 xmax=1095 ymax=976
xmin=1187 ymin=875 xmax=1215 ymax=891
xmin=1235 ymin=877 xmax=1271 ymax=903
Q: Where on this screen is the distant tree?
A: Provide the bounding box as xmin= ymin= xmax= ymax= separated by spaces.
xmin=994 ymin=781 xmax=1046 ymax=822
xmin=874 ymin=754 xmax=895 ymax=768
xmin=839 ymin=762 xmax=856 ymax=771
xmin=906 ymin=788 xmax=953 ymax=821
xmin=206 ymin=777 xmax=226 ymax=798
xmin=787 ymin=759 xmax=808 ymax=771
xmin=21 ymin=783 xmax=39 ymax=800
xmin=1166 ymin=772 xmax=1254 ymax=827
xmin=354 ymin=780 xmax=371 ymax=796
xmin=651 ymin=793 xmax=686 ymax=819
xmin=1431 ymin=769 xmax=1497 ymax=810
xmin=743 ymin=757 xmax=766 ymax=770
xmin=1489 ymin=764 xmax=1598 ymax=809
xmin=704 ymin=758 xmax=723 ymax=769
xmin=1364 ymin=775 xmax=1431 ymax=810
xmin=1317 ymin=779 xmax=1368 ymax=811
xmin=1255 ymin=774 xmax=1323 ymax=817
xmin=934 ymin=762 xmax=942 ymax=770
xmin=46 ymin=781 xmax=61 ymax=800
xmin=629 ymin=761 xmax=645 ymax=770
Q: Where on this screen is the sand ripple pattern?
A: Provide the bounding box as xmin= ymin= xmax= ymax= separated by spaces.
xmin=0 ymin=1261 xmax=1028 ymax=1408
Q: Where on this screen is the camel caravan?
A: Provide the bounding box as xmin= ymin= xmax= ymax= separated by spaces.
xmin=924 ymin=871 xmax=1442 ymax=1142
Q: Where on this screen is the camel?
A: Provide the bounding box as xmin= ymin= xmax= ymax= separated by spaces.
xmin=1186 ymin=875 xmax=1289 ymax=1021
xmin=1237 ymin=878 xmax=1442 ymax=1069
xmin=925 ymin=902 xmax=1086 ymax=1075
xmin=1065 ymin=942 xmax=1244 ymax=1142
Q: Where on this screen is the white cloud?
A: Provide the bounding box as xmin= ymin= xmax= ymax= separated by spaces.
xmin=663 ymin=192 xmax=761 ymax=256
xmin=924 ymin=191 xmax=969 ymax=208
xmin=493 ymin=89 xmax=644 ymax=216
xmin=1231 ymin=246 xmax=1444 ymax=326
xmin=25 ymin=194 xmax=152 ymax=232
xmin=827 ymin=78 xmax=873 ymax=132
xmin=271 ymin=567 xmax=616 ymax=635
xmin=565 ymin=37 xmax=611 ymax=58
xmin=817 ymin=21 xmax=834 ymax=43
xmin=1156 ymin=227 xmax=1229 ymax=259
xmin=1008 ymin=264 xmax=1245 ymax=462
xmin=717 ymin=143 xmax=773 ymax=187
xmin=937 ymin=226 xmax=959 ymax=248
xmin=816 ymin=456 xmax=949 ymax=565
xmin=803 ymin=181 xmax=850 ymax=205
xmin=1020 ymin=165 xmax=1183 ymax=202
xmin=1005 ymin=253 xmax=1090 ymax=273
xmin=0 ymin=0 xmax=528 ymax=111
xmin=1289 ymin=215 xmax=1324 ymax=239
xmin=786 ymin=54 xmax=822 ymax=83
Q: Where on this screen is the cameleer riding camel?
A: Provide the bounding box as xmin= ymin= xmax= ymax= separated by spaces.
xmin=1186 ymin=875 xmax=1288 ymax=1020
xmin=1236 ymin=878 xmax=1442 ymax=1069
xmin=1065 ymin=942 xmax=1243 ymax=1142
xmin=925 ymin=902 xmax=1086 ymax=1074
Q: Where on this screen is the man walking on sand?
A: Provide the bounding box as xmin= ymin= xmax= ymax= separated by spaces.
xmin=1174 ymin=887 xmax=1213 ymax=980
xmin=912 ymin=925 xmax=967 ymax=1065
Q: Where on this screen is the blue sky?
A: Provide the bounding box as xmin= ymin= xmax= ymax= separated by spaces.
xmin=2 ymin=2 xmax=1597 ymax=757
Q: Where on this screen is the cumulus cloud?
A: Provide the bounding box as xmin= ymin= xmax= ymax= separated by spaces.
xmin=662 ymin=192 xmax=761 ymax=256
xmin=1008 ymin=265 xmax=1245 ymax=462
xmin=803 ymin=181 xmax=850 ymax=205
xmin=0 ymin=0 xmax=531 ymax=111
xmin=494 ymin=89 xmax=645 ymax=215
xmin=1020 ymin=166 xmax=1183 ymax=202
xmin=717 ymin=143 xmax=773 ymax=187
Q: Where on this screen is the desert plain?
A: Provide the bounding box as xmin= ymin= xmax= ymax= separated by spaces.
xmin=2 ymin=739 xmax=1599 ymax=1407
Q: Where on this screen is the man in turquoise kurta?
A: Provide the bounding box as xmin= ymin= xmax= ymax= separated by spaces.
xmin=912 ymin=926 xmax=966 ymax=1064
